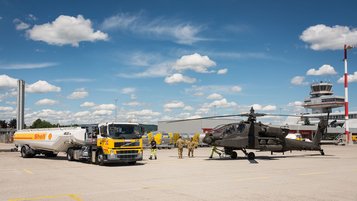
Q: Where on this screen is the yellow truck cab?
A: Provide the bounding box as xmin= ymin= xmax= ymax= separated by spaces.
xmin=96 ymin=122 xmax=144 ymax=165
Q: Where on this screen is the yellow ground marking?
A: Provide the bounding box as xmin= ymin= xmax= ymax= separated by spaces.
xmin=23 ymin=169 xmax=33 ymax=174
xmin=298 ymin=171 xmax=329 ymax=176
xmin=8 ymin=194 xmax=83 ymax=201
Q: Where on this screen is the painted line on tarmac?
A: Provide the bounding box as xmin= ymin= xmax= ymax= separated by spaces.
xmin=8 ymin=194 xmax=83 ymax=201
xmin=298 ymin=171 xmax=329 ymax=176
xmin=23 ymin=169 xmax=33 ymax=174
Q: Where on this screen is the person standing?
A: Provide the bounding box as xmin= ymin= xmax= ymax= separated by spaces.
xmin=187 ymin=138 xmax=197 ymax=158
xmin=175 ymin=136 xmax=185 ymax=159
xmin=209 ymin=146 xmax=222 ymax=159
xmin=149 ymin=139 xmax=157 ymax=160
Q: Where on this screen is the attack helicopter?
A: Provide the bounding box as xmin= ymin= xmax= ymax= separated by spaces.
xmin=173 ymin=107 xmax=327 ymax=160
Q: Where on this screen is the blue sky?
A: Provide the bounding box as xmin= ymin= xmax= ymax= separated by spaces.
xmin=1 ymin=0 xmax=357 ymax=125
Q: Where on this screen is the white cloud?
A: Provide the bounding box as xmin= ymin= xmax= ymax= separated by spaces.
xmin=338 ymin=71 xmax=357 ymax=83
xmin=288 ymin=101 xmax=303 ymax=107
xmin=67 ymin=88 xmax=88 ymax=99
xmin=306 ymin=64 xmax=337 ymax=76
xmin=0 ymin=62 xmax=57 ymax=70
xmin=74 ymin=111 xmax=91 ymax=118
xmin=183 ymin=106 xmax=194 ymax=111
xmin=193 ymin=92 xmax=204 ymax=97
xmin=119 ymin=62 xmax=173 ymax=78
xmin=231 ymin=86 xmax=242 ymax=93
xmin=174 ymin=53 xmax=216 ymax=73
xmin=187 ymin=85 xmax=243 ymax=96
xmin=80 ymin=101 xmax=96 ymax=107
xmin=0 ymin=90 xmax=17 ymax=102
xmin=0 ymin=106 xmax=13 ymax=111
xmin=94 ymin=104 xmax=116 ymax=110
xmin=291 ymin=76 xmax=308 ymax=86
xmin=28 ymin=14 xmax=37 ymax=21
xmin=35 ymin=98 xmax=58 ymax=106
xmin=164 ymin=101 xmax=185 ymax=111
xmin=262 ymin=105 xmax=277 ymax=111
xmin=93 ymin=110 xmax=112 ymax=116
xmin=207 ymin=93 xmax=223 ymax=100
xmin=196 ymin=107 xmax=210 ymax=115
xmin=123 ymin=101 xmax=141 ymax=107
xmin=165 ymin=73 xmax=196 ymax=84
xmin=205 ymin=98 xmax=237 ymax=108
xmin=101 ymin=13 xmax=202 ymax=45
xmin=27 ymin=15 xmax=108 ymax=47
xmin=121 ymin=87 xmax=136 ymax=94
xmin=13 ymin=18 xmax=30 ymax=30
xmin=25 ymin=109 xmax=72 ymax=125
xmin=300 ymin=24 xmax=357 ymax=50
xmin=5 ymin=101 xmax=16 ymax=105
xmin=0 ymin=74 xmax=18 ymax=88
xmin=217 ymin=68 xmax=228 ymax=75
xmin=127 ymin=109 xmax=160 ymax=116
xmin=101 ymin=13 xmax=139 ymax=30
xmin=26 ymin=80 xmax=61 ymax=93
xmin=251 ymin=104 xmax=277 ymax=111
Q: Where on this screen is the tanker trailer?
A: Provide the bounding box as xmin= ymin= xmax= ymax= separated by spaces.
xmin=14 ymin=126 xmax=89 ymax=158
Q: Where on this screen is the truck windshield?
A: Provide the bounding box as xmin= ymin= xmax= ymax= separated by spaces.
xmin=108 ymin=124 xmax=141 ymax=139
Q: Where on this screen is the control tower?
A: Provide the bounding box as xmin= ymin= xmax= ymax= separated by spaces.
xmin=303 ymin=82 xmax=344 ymax=114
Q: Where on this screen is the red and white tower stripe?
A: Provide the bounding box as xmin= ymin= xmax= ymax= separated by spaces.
xmin=344 ymin=44 xmax=353 ymax=144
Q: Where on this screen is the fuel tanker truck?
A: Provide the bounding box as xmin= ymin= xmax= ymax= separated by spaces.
xmin=13 ymin=122 xmax=144 ymax=165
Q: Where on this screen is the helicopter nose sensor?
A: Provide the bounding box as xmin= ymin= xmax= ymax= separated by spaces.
xmin=203 ymin=135 xmax=213 ymax=144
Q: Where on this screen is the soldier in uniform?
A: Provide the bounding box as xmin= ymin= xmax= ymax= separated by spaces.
xmin=209 ymin=146 xmax=222 ymax=159
xmin=187 ymin=137 xmax=197 ymax=158
xmin=149 ymin=139 xmax=157 ymax=160
xmin=175 ymin=136 xmax=185 ymax=159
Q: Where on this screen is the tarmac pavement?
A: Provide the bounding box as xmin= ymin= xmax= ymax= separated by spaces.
xmin=0 ymin=145 xmax=357 ymax=201
xmin=0 ymin=143 xmax=17 ymax=152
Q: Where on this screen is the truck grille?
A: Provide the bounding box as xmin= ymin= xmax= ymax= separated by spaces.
xmin=117 ymin=150 xmax=139 ymax=159
xmin=114 ymin=141 xmax=140 ymax=147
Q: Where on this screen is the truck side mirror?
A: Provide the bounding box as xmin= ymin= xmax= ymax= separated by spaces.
xmin=94 ymin=127 xmax=99 ymax=136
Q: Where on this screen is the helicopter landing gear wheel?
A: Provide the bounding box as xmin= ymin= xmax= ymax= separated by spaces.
xmin=248 ymin=152 xmax=255 ymax=160
xmin=320 ymin=150 xmax=325 ymax=156
xmin=230 ymin=151 xmax=237 ymax=159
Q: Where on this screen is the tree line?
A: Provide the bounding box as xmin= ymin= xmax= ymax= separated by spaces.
xmin=0 ymin=118 xmax=59 ymax=129
xmin=0 ymin=119 xmax=16 ymax=129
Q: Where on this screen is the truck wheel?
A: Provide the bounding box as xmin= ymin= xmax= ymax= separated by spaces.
xmin=248 ymin=152 xmax=255 ymax=160
xmin=21 ymin=146 xmax=34 ymax=158
xmin=21 ymin=146 xmax=28 ymax=158
xmin=230 ymin=151 xmax=238 ymax=159
xmin=67 ymin=149 xmax=74 ymax=161
xmin=96 ymin=150 xmax=105 ymax=166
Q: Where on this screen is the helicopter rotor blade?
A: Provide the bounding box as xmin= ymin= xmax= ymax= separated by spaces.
xmin=167 ymin=114 xmax=246 ymax=123
xmin=166 ymin=113 xmax=299 ymax=123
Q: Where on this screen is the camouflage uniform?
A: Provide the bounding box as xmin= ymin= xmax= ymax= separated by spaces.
xmin=187 ymin=139 xmax=198 ymax=158
xmin=175 ymin=138 xmax=185 ymax=159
